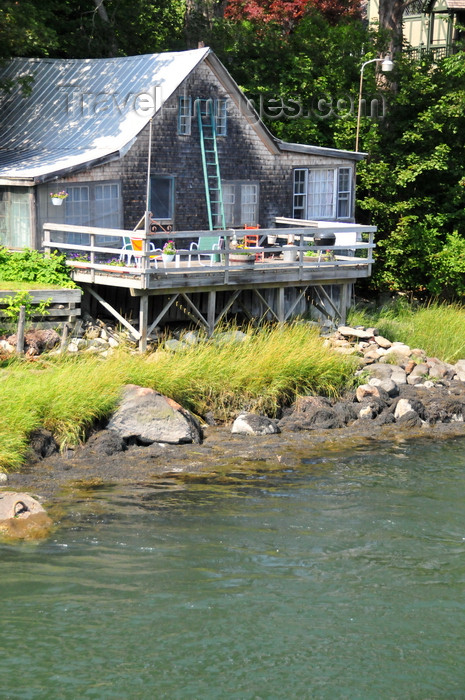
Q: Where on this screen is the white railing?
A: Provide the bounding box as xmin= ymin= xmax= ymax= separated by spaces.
xmin=42 ymin=223 xmax=376 ymax=287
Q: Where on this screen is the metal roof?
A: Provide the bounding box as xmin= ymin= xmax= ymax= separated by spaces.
xmin=446 ymin=0 xmax=465 ymax=8
xmin=0 ymin=48 xmax=210 ymax=181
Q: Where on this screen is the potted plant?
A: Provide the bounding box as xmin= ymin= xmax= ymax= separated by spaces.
xmin=162 ymin=240 xmax=176 ymax=263
xmin=228 ymin=245 xmax=255 ymax=264
xmin=304 ymin=250 xmax=333 ymax=262
xmin=50 ymin=190 xmax=69 ymax=206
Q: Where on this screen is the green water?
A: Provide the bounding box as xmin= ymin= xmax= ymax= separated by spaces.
xmin=2 ymin=438 xmax=465 ymax=699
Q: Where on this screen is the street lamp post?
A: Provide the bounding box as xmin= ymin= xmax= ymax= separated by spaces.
xmin=355 ymin=56 xmax=394 ymax=152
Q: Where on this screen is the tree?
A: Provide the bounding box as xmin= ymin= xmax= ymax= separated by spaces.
xmin=354 ymin=51 xmax=465 ymax=297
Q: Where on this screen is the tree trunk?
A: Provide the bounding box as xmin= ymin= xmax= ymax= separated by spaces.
xmin=378 ymin=0 xmax=419 ymax=57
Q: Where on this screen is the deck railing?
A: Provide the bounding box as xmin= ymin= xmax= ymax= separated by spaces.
xmin=43 ymin=223 xmax=376 ymax=288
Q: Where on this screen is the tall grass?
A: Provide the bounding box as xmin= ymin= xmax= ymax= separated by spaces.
xmin=348 ymin=300 xmax=465 ymax=363
xmin=0 ymin=322 xmax=357 ymax=471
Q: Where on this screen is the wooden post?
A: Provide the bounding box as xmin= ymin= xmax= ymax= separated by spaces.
xmin=90 ymin=232 xmax=96 ymax=283
xmin=139 ymin=293 xmax=148 ymax=352
xmin=16 ymin=306 xmax=26 ymax=354
xmin=43 ymin=229 xmax=51 ymax=257
xmin=340 ymin=284 xmax=351 ymax=325
xmin=60 ymin=323 xmax=69 ymax=353
xmin=277 ymin=287 xmax=285 ymax=323
xmin=207 ymin=291 xmax=216 ymax=336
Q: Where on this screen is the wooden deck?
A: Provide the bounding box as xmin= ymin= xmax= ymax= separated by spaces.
xmin=43 ymin=223 xmax=376 ymax=349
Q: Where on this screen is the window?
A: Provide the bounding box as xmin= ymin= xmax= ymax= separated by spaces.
xmin=178 ymin=96 xmax=192 ymax=135
xmin=215 ymin=98 xmax=228 ymax=136
xmin=64 ymin=181 xmax=122 ymax=245
xmin=150 ymin=176 xmax=174 ymax=221
xmin=293 ymin=167 xmax=353 ymax=220
xmin=0 ymin=187 xmax=32 ymax=248
xmin=95 ymin=183 xmax=120 ymax=228
xmin=223 ymin=182 xmax=259 ymax=227
xmin=66 ymin=186 xmax=89 ymax=228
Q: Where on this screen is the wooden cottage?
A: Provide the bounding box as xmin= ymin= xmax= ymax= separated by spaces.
xmin=0 ymin=48 xmax=364 ymax=248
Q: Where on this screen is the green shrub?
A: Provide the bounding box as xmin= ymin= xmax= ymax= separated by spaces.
xmin=0 ymin=247 xmax=76 ymax=288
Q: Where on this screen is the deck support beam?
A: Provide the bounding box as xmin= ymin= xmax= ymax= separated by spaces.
xmin=139 ymin=294 xmax=148 ymax=352
xmin=83 ymin=284 xmax=141 ymax=340
xmin=207 ymin=291 xmax=216 ymax=336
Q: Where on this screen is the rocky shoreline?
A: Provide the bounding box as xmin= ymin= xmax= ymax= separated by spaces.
xmin=2 ymin=323 xmax=465 ymax=538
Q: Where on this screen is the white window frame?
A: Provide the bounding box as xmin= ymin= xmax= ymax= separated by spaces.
xmin=65 ymin=181 xmax=122 ymax=245
xmin=223 ymin=181 xmax=259 ymax=227
xmin=215 ymin=98 xmax=228 ymax=136
xmin=178 ymin=96 xmax=192 ymax=135
xmin=293 ymin=167 xmax=353 ymax=221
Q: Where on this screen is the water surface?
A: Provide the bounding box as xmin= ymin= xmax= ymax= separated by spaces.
xmin=2 ymin=438 xmax=465 ymax=699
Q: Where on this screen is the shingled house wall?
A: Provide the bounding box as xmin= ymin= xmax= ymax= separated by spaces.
xmin=37 ymin=58 xmax=356 ymax=242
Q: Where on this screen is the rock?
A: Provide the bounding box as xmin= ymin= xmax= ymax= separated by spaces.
xmin=0 ymin=339 xmax=14 ymax=353
xmin=106 ymin=384 xmax=203 ymax=445
xmin=0 ymin=492 xmax=52 ymax=539
xmin=164 ymin=339 xmax=188 ymax=351
xmin=182 ymin=331 xmax=200 ymax=345
xmin=454 ymin=359 xmax=465 ymax=381
xmin=390 ymin=369 xmax=407 ymax=386
xmin=330 ymin=401 xmax=357 ymax=425
xmin=7 ymin=329 xmax=60 ymax=356
xmin=393 ymin=397 xmax=425 ymax=421
xmin=357 ymin=397 xmax=387 ymax=418
xmin=363 ymin=349 xmax=383 ymax=363
xmin=427 ymin=359 xmax=455 ymax=380
xmin=337 ymin=326 xmax=374 ymax=340
xmin=356 ymin=384 xmax=390 ymax=403
xmin=81 ymin=430 xmax=126 ymax=456
xmin=214 ymin=330 xmax=247 ymax=344
xmin=373 ymin=335 xmax=392 ymax=349
xmin=85 ymin=326 xmax=101 ymax=340
xmin=383 ymin=343 xmax=412 ymax=364
xmin=278 ymin=396 xmax=342 ymax=430
xmin=368 ymin=377 xmax=399 ymax=397
xmin=396 ymin=410 xmax=423 ymax=428
xmin=231 ymin=413 xmax=280 ymax=435
xmin=359 ymin=404 xmax=375 ymax=419
xmin=0 ymin=473 xmax=7 ymax=482
xmin=364 ymin=363 xmax=394 ymax=380
xmin=407 ymin=363 xmax=429 ymax=385
xmin=28 ymin=428 xmax=58 ymax=461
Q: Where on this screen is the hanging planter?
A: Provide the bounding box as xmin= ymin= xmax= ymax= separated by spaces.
xmin=50 ymin=190 xmax=68 ymax=206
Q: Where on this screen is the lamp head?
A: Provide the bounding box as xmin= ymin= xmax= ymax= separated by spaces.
xmin=381 ymin=56 xmax=394 ymax=72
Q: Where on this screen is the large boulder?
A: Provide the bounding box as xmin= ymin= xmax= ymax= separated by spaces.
xmin=0 ymin=492 xmax=52 ymax=539
xmin=106 ymin=385 xmax=203 ymax=445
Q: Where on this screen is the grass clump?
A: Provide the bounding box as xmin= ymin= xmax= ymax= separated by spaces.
xmin=348 ymin=299 xmax=465 ymax=363
xmin=0 ymin=322 xmax=357 ymax=471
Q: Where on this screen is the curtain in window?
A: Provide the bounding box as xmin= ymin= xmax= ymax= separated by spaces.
xmin=0 ymin=187 xmax=32 ymax=248
xmin=307 ymin=169 xmax=335 ymax=219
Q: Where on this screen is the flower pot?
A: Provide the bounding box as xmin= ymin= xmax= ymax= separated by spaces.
xmin=283 ymin=245 xmax=298 ymax=262
xmin=229 ymin=253 xmax=255 ymax=264
xmin=51 ymin=197 xmax=64 ymax=206
xmin=162 ymin=253 xmax=175 ymax=263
